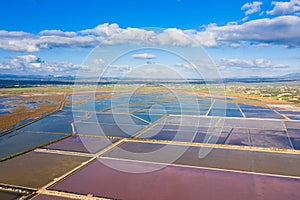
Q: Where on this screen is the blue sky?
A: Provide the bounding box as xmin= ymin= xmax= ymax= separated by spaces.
xmin=0 ymin=0 xmax=256 ymax=31
xmin=0 ymin=0 xmax=299 ymax=77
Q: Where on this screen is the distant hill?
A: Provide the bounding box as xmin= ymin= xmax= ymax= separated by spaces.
xmin=0 ymin=73 xmax=300 ymax=88
xmin=279 ymin=73 xmax=300 ymax=79
xmin=0 ymin=74 xmax=75 ymax=81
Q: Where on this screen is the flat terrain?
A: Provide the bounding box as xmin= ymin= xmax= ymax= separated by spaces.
xmin=0 ymin=84 xmax=299 ymax=199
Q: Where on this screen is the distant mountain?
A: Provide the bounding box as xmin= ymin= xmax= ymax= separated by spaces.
xmin=0 ymin=72 xmax=299 ymax=88
xmin=1 ymin=73 xmax=300 ymax=81
xmin=0 ymin=74 xmax=75 ymax=81
xmin=279 ymin=73 xmax=300 ymax=79
xmin=222 ymin=73 xmax=300 ymax=83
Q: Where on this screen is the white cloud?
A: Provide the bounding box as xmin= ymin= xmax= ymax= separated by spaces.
xmin=197 ymin=33 xmax=217 ymax=47
xmin=132 ymin=53 xmax=156 ymax=59
xmin=0 ymin=17 xmax=300 ymax=52
xmin=79 ymin=23 xmax=157 ymax=46
xmin=203 ymin=15 xmax=300 ymax=47
xmin=38 ymin=35 xmax=99 ymax=48
xmin=216 ymin=57 xmax=290 ymax=78
xmin=0 ymin=30 xmax=31 ymax=37
xmin=81 ymin=24 xmax=197 ymax=46
xmin=101 ymin=27 xmax=156 ymax=45
xmin=0 ymin=37 xmax=40 ymax=52
xmin=242 ymin=16 xmax=249 ymax=21
xmin=94 ymin=58 xmax=105 ymax=65
xmin=39 ymin=29 xmax=76 ymax=37
xmin=102 ymin=65 xmax=131 ymax=77
xmin=241 ymin=1 xmax=263 ymax=15
xmin=0 ymin=24 xmax=213 ymax=52
xmin=229 ymin=43 xmax=243 ymax=48
xmin=0 ymin=64 xmax=10 ymax=69
xmin=0 ymin=55 xmax=81 ymax=74
xmin=218 ymin=57 xmax=288 ymax=69
xmin=174 ymin=63 xmax=194 ymax=69
xmin=80 ymin=23 xmax=122 ymax=36
xmin=155 ymin=28 xmax=198 ymax=46
xmin=267 ymin=0 xmax=300 ymax=15
xmin=0 ymin=32 xmax=99 ymax=52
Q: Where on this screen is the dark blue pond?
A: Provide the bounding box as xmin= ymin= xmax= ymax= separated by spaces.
xmin=0 ymin=131 xmax=66 ymax=160
xmin=208 ymin=109 xmax=243 ymax=117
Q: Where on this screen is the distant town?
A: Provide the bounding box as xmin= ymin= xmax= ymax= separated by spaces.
xmin=225 ymin=81 xmax=300 ymax=103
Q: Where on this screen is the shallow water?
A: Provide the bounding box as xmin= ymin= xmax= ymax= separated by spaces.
xmin=21 ymin=115 xmax=73 ymax=133
xmin=288 ymin=115 xmax=300 ymax=120
xmin=83 ymin=113 xmax=149 ymax=125
xmin=0 ymin=151 xmax=89 ymax=188
xmin=50 ymin=157 xmax=300 ymax=200
xmin=0 ymin=131 xmax=66 ymax=160
xmin=75 ymin=122 xmax=146 ymax=137
xmin=0 ymin=190 xmax=23 ymax=200
xmin=208 ymin=109 xmax=243 ymax=117
xmin=103 ymin=141 xmax=300 ymax=177
xmin=250 ymin=134 xmax=292 ymax=149
xmin=43 ymin=136 xmax=118 ymax=154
